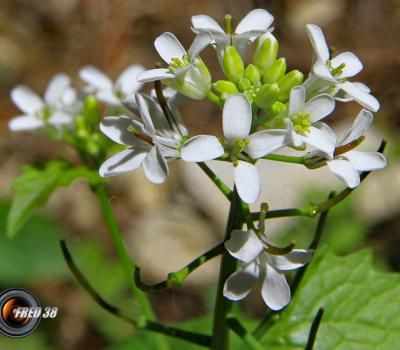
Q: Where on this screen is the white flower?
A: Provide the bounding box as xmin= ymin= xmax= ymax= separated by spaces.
xmin=99 ymin=93 xmax=187 ymax=183
xmin=305 ymin=24 xmax=379 ymax=112
xmin=181 ymin=93 xmax=286 ymax=203
xmin=307 ymin=109 xmax=387 ymax=188
xmin=283 ymin=86 xmax=337 ymax=157
xmin=9 ymin=74 xmax=77 ymax=132
xmin=137 ymin=32 xmax=212 ymax=100
xmin=79 ymin=65 xmax=145 ymax=105
xmin=223 ymin=229 xmax=312 ymax=310
xmin=191 ymin=9 xmax=274 ymax=61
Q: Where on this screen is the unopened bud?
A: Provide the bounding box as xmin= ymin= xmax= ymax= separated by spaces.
xmin=277 ymin=70 xmax=304 ymax=101
xmin=253 ymin=34 xmax=279 ymax=75
xmin=244 ymin=64 xmax=261 ymax=85
xmin=255 ymin=83 xmax=280 ymax=108
xmin=269 ymin=101 xmax=287 ymax=115
xmin=238 ymin=78 xmax=252 ymax=92
xmin=262 ymin=58 xmax=286 ymax=84
xmin=213 ymin=80 xmax=239 ymax=95
xmin=223 ymin=46 xmax=244 ymax=84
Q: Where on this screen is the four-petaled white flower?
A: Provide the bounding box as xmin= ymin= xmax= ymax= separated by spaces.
xmin=137 ymin=32 xmax=212 ymax=100
xmin=283 ymin=86 xmax=337 ymax=157
xmin=99 ymin=93 xmax=187 ymax=183
xmin=306 ymin=109 xmax=387 ymax=188
xmin=305 ymin=24 xmax=379 ymax=112
xmin=191 ymin=9 xmax=274 ymax=61
xmin=224 ymin=229 xmax=312 ymax=310
xmin=181 ymin=93 xmax=286 ymax=204
xmin=79 ymin=65 xmax=145 ymax=106
xmin=9 ymin=73 xmax=77 ymax=132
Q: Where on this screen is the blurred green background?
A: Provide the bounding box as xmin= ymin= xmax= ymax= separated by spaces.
xmin=0 ymin=0 xmax=399 ymax=349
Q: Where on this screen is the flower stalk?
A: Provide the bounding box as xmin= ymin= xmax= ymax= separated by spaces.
xmin=211 ymin=187 xmax=243 ymax=350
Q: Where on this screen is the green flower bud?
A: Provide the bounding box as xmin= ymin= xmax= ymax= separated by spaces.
xmin=223 ymin=46 xmax=244 ymax=84
xmin=244 ymin=91 xmax=254 ymax=103
xmin=255 ymin=83 xmax=280 ymax=108
xmin=277 ymin=70 xmax=304 ymax=101
xmin=270 ymin=101 xmax=287 ymax=115
xmin=244 ymin=64 xmax=261 ymax=85
xmin=238 ymin=78 xmax=252 ymax=92
xmin=253 ymin=34 xmax=279 ymax=75
xmin=262 ymin=58 xmax=286 ymax=84
xmin=213 ymin=80 xmax=239 ymax=95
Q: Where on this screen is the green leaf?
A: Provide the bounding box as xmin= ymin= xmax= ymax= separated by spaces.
xmin=7 ymin=160 xmax=101 ymax=238
xmin=261 ymin=246 xmax=400 ymax=349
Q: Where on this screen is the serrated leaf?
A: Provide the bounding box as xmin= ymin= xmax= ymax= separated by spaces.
xmin=261 ymin=246 xmax=400 ymax=349
xmin=7 ymin=160 xmax=101 ymax=238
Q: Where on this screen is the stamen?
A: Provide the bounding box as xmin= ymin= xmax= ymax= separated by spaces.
xmin=292 ymin=112 xmax=311 ymax=135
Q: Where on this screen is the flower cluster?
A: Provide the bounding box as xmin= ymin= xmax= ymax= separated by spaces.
xmin=9 ymin=9 xmax=387 ymax=310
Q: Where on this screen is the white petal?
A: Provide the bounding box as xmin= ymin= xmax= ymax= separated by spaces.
xmin=44 ymin=74 xmax=70 ymax=105
xmin=48 ymin=111 xmax=73 ymax=125
xmin=338 ymin=82 xmax=380 ymax=112
xmin=341 ymin=109 xmax=373 ymax=144
xmin=79 ymin=66 xmax=112 ymax=90
xmin=268 ymin=249 xmax=313 ymax=271
xmin=9 ymin=115 xmax=44 ymax=131
xmin=122 ymin=94 xmax=139 ymax=114
xmin=191 ymin=14 xmax=224 ymax=33
xmin=286 ymin=121 xmax=304 ymax=148
xmin=312 ymin=60 xmax=336 ymax=82
xmin=261 ymin=264 xmax=291 ymax=310
xmin=62 ymin=87 xmax=77 ymax=105
xmin=181 ymin=135 xmax=224 ymax=162
xmin=327 ymin=159 xmax=360 ymax=188
xmin=331 ymin=52 xmax=363 ymax=79
xmin=235 ymin=9 xmax=274 ymax=34
xmin=306 ymin=24 xmax=330 ymax=62
xmin=142 ymin=146 xmax=169 ymax=184
xmin=99 ymin=149 xmax=147 ymax=177
xmin=289 ymin=86 xmax=306 ymax=116
xmin=97 ymin=90 xmax=121 ymax=105
xmin=353 ymin=82 xmax=371 ymax=93
xmin=135 ymin=94 xmax=155 ymax=136
xmin=223 ymin=94 xmax=252 ymax=142
xmin=136 ymin=68 xmax=175 ymax=83
xmin=301 ymin=124 xmax=336 ymax=157
xmin=100 ymin=116 xmax=147 ymax=146
xmin=246 ymin=130 xmax=287 ymax=158
xmin=234 ymin=161 xmax=261 ymax=204
xmin=11 ymin=86 xmax=44 ymax=114
xmin=154 ymin=32 xmax=187 ymax=64
xmin=225 ymin=230 xmax=264 ymax=263
xmin=116 ymin=64 xmax=145 ymax=96
xmin=304 ymin=93 xmax=335 ymax=123
xmin=343 ymin=150 xmax=387 ymax=172
xmin=223 ymin=263 xmax=259 ymax=301
xmin=188 ymin=33 xmax=212 ymax=58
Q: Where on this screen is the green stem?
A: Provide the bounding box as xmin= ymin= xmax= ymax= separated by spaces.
xmin=134 ymin=243 xmax=225 ymax=291
xmin=251 ymin=204 xmax=317 ymax=221
xmin=206 ymin=91 xmax=222 ymax=106
xmin=197 ymin=162 xmax=232 ymax=199
xmin=226 ymin=316 xmax=266 ymax=350
xmin=92 ymin=182 xmax=169 ymax=350
xmin=262 ymin=153 xmax=306 ymax=164
xmin=60 ymin=239 xmax=210 ymax=347
xmin=305 ymin=308 xmax=324 ymax=350
xmin=211 ymin=188 xmax=243 ymax=350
